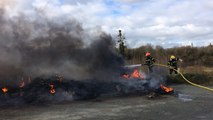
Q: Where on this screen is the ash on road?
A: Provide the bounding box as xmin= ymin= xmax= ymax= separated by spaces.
xmin=0 ymin=85 xmax=212 ymax=120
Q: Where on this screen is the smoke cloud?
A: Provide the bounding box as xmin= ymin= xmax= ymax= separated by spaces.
xmin=0 ymin=6 xmax=124 ymax=83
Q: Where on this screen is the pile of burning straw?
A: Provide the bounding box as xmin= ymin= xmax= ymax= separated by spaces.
xmin=0 ymin=68 xmax=174 ymax=106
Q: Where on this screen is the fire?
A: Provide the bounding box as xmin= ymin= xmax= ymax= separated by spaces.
xmin=122 ymin=69 xmax=143 ymax=79
xmin=160 ymin=84 xmax=174 ymax=93
xmin=2 ymin=87 xmax=8 ymax=93
xmin=50 ymin=88 xmax=56 ymax=94
xmin=130 ymin=69 xmax=143 ymax=79
xmin=49 ymin=84 xmax=56 ymax=94
xmin=122 ymin=74 xmax=129 ymax=79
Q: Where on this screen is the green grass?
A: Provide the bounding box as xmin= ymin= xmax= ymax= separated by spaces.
xmin=166 ymin=66 xmax=213 ymax=85
xmin=167 ymin=73 xmax=213 ymax=85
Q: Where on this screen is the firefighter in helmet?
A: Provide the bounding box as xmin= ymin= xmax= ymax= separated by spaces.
xmin=168 ymin=55 xmax=182 ymax=74
xmin=145 ymin=52 xmax=155 ymax=73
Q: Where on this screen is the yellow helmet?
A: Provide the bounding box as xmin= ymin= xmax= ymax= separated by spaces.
xmin=171 ymin=55 xmax=175 ymax=59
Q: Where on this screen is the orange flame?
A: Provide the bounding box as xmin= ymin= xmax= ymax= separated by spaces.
xmin=130 ymin=69 xmax=143 ymax=79
xmin=2 ymin=87 xmax=8 ymax=93
xmin=122 ymin=69 xmax=143 ymax=79
xmin=50 ymin=88 xmax=56 ymax=94
xmin=122 ymin=74 xmax=129 ymax=79
xmin=160 ymin=84 xmax=173 ymax=93
xmin=49 ymin=84 xmax=56 ymax=94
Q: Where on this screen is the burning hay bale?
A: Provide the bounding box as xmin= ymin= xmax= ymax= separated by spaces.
xmin=0 ymin=75 xmax=174 ymax=106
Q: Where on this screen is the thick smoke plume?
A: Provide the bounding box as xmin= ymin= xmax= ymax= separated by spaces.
xmin=0 ymin=8 xmax=123 ymax=83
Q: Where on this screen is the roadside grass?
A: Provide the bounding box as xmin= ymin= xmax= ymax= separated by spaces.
xmin=167 ymin=66 xmax=213 ymax=85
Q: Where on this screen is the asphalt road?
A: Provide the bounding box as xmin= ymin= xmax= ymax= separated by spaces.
xmin=0 ymin=85 xmax=212 ymax=120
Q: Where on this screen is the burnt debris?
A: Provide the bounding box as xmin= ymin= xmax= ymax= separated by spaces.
xmin=0 ymin=77 xmax=155 ymax=106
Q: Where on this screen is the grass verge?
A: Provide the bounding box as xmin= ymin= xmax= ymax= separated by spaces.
xmin=167 ymin=73 xmax=213 ymax=87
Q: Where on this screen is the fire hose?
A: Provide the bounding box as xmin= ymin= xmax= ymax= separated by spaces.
xmin=154 ymin=63 xmax=213 ymax=92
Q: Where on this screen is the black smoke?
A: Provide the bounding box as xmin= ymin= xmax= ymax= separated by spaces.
xmin=0 ymin=8 xmax=124 ymax=83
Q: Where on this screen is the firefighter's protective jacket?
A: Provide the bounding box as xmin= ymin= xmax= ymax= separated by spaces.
xmin=145 ymin=56 xmax=155 ymax=66
xmin=168 ymin=58 xmax=179 ymax=67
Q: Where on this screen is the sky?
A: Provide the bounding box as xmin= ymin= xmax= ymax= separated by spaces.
xmin=1 ymin=0 xmax=213 ymax=48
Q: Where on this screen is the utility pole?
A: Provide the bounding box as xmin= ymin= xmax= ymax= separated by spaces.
xmin=117 ymin=29 xmax=126 ymax=57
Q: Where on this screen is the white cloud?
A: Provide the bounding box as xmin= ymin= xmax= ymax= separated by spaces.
xmin=2 ymin=0 xmax=213 ymax=48
xmin=114 ymin=0 xmax=146 ymax=3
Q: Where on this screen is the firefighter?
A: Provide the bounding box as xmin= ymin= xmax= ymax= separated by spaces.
xmin=145 ymin=52 xmax=155 ymax=73
xmin=168 ymin=55 xmax=182 ymax=74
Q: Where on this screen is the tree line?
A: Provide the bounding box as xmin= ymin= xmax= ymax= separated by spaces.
xmin=124 ymin=44 xmax=213 ymax=67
